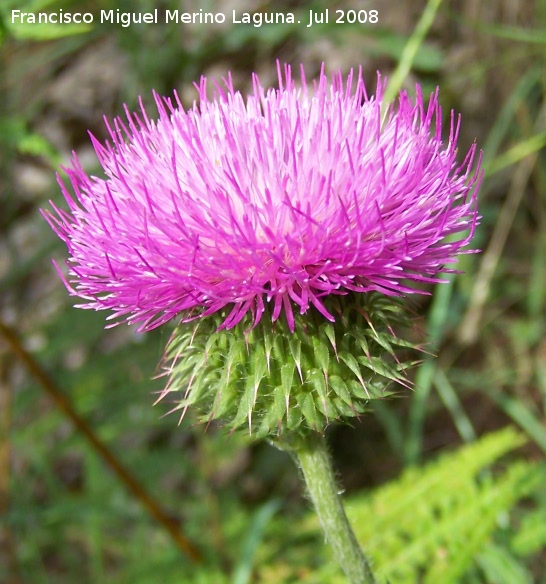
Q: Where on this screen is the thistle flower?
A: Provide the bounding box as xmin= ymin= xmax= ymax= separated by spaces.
xmin=43 ymin=63 xmax=481 ymax=335
xmin=43 ymin=64 xmax=482 ymax=435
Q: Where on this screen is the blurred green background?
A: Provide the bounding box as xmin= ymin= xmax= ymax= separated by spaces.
xmin=1 ymin=0 xmax=545 ymax=582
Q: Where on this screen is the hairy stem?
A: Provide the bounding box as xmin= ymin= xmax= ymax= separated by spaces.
xmin=280 ymin=431 xmax=376 ymax=584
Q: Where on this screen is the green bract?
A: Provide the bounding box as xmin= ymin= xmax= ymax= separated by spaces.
xmin=161 ymin=294 xmax=418 ymax=438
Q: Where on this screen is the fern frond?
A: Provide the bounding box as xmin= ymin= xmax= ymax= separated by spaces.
xmin=294 ymin=427 xmax=546 ymax=584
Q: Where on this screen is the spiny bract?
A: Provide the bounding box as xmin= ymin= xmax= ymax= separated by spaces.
xmin=160 ymin=294 xmax=418 ymax=436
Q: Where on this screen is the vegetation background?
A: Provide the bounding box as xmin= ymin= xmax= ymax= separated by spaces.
xmin=1 ymin=0 xmax=545 ymax=582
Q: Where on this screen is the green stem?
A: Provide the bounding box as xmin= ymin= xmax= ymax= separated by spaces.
xmin=281 ymin=431 xmax=376 ymax=584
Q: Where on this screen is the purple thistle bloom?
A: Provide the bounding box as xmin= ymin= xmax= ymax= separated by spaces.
xmin=43 ymin=63 xmax=481 ymax=333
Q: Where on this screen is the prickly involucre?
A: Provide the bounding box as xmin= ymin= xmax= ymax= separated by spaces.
xmin=43 ymin=64 xmax=481 ymax=435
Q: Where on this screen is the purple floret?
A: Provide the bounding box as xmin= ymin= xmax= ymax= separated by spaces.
xmin=43 ymin=63 xmax=482 ymax=332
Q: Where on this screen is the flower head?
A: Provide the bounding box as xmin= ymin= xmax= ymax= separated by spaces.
xmin=43 ymin=63 xmax=481 ymax=333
